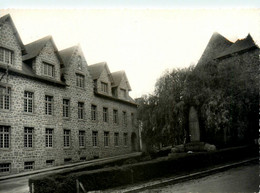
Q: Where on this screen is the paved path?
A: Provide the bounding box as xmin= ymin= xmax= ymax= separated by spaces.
xmin=139 ymin=163 xmax=259 ymax=193
xmin=0 ymin=152 xmax=141 ymax=193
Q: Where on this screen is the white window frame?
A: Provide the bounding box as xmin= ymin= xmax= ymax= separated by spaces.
xmin=24 ymin=91 xmax=33 ymax=113
xmin=0 ymin=126 xmax=10 ymax=149
xmin=45 ymin=95 xmax=53 ymax=115
xmin=0 ymin=47 xmax=13 ymax=65
xmin=79 ymin=130 xmax=85 ymax=148
xmin=45 ymin=128 xmax=53 ymax=148
xmin=24 ymin=161 xmax=34 ymax=171
xmin=76 ymin=74 xmax=84 ymax=88
xmin=103 ymin=107 xmax=108 ymax=122
xmin=101 ymin=82 xmax=108 ymax=93
xmin=104 ymin=132 xmax=109 ymax=147
xmin=0 ymin=86 xmax=11 ymax=110
xmin=24 ymin=127 xmax=33 ymax=148
xmin=91 ymin=105 xmax=97 ymax=121
xmin=78 ymin=102 xmax=84 ymax=119
xmin=113 ymin=109 xmax=118 ymax=124
xmin=42 ymin=62 xmax=54 ymax=78
xmin=63 ymin=99 xmax=70 ymax=118
xmin=0 ymin=163 xmax=11 ymax=173
xmin=63 ymin=129 xmax=70 ymax=148
xmin=92 ymin=131 xmax=98 ymax=147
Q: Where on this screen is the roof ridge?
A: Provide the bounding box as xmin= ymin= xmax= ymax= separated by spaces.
xmin=111 ymin=70 xmax=125 ymax=74
xmin=215 ymin=34 xmax=257 ymax=59
xmin=24 ymin=35 xmax=52 ymax=46
xmin=88 ymin=61 xmax=107 ymax=67
xmin=59 ymin=45 xmax=77 ymax=53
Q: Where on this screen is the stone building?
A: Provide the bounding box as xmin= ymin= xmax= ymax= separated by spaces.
xmin=0 ymin=14 xmax=139 ymax=175
xmin=193 ymin=32 xmax=259 ymax=145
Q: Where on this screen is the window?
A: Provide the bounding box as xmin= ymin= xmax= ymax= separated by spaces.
xmin=112 ymin=87 xmax=117 ymax=97
xmin=45 ymin=95 xmax=53 ymax=115
xmin=78 ymin=102 xmax=84 ymax=119
xmin=77 ymin=55 xmax=82 ymax=70
xmin=93 ymin=80 xmax=97 ymax=92
xmin=123 ymin=111 xmax=127 ymax=126
xmin=113 ymin=109 xmax=118 ymax=124
xmin=121 ymin=89 xmax=127 ymax=98
xmin=131 ymin=113 xmax=135 ymax=126
xmin=104 ymin=132 xmax=109 ymax=147
xmin=45 ymin=128 xmax=53 ymax=148
xmin=0 ymin=47 xmax=13 ymax=65
xmin=123 ymin=133 xmax=128 ymax=146
xmin=64 ymin=130 xmax=70 ymax=148
xmin=0 ymin=126 xmax=10 ymax=148
xmin=24 ymin=161 xmax=34 ymax=171
xmin=91 ymin=105 xmax=97 ymax=121
xmin=80 ymin=157 xmax=86 ymax=161
xmin=0 ymin=163 xmax=10 ymax=173
xmin=103 ymin=107 xmax=108 ymax=122
xmin=79 ymin=131 xmax=85 ymax=148
xmin=64 ymin=158 xmax=72 ymax=163
xmin=46 ymin=160 xmax=54 ymax=166
xmin=0 ymin=86 xmax=11 ymax=110
xmin=92 ymin=131 xmax=98 ymax=147
xmin=42 ymin=62 xmax=54 ymax=77
xmin=24 ymin=91 xmax=33 ymax=113
xmin=114 ymin=133 xmax=119 ymax=146
xmin=24 ymin=127 xmax=33 ymax=148
xmin=76 ymin=74 xmax=84 ymax=88
xmin=63 ymin=99 xmax=70 ymax=118
xmin=101 ymin=82 xmax=108 ymax=93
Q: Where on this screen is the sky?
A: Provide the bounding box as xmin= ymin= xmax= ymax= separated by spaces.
xmin=0 ymin=1 xmax=259 ymax=98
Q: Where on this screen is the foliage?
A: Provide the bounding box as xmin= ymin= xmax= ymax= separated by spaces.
xmin=138 ymin=50 xmax=259 ymax=148
xmin=29 ymin=145 xmax=257 ymax=193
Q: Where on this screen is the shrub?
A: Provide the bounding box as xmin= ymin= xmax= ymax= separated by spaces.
xmin=30 ymin=145 xmax=257 ymax=193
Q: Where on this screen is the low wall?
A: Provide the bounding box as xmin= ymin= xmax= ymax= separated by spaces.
xmin=29 ymin=145 xmax=258 ymax=193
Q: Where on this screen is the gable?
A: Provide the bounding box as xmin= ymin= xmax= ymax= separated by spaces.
xmin=119 ymin=74 xmax=132 ymax=91
xmin=88 ymin=62 xmax=113 ymax=82
xmin=197 ymin=32 xmax=233 ymax=66
xmin=99 ymin=65 xmax=113 ymax=84
xmin=111 ymin=71 xmax=131 ymax=91
xmin=0 ymin=14 xmax=26 ymax=54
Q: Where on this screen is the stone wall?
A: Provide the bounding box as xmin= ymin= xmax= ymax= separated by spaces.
xmin=0 ymin=16 xmax=138 ymax=176
xmin=0 ymin=19 xmax=23 ymax=70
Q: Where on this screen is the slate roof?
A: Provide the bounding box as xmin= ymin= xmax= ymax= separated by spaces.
xmin=0 ymin=14 xmax=26 ymax=54
xmin=111 ymin=70 xmax=132 ymax=91
xmin=88 ymin=62 xmax=112 ymax=80
xmin=111 ymin=70 xmax=124 ymax=87
xmin=23 ymin=36 xmax=51 ymax=61
xmin=197 ymin=32 xmax=233 ymax=65
xmin=59 ymin=46 xmax=77 ymax=67
xmin=216 ymin=34 xmax=257 ymax=59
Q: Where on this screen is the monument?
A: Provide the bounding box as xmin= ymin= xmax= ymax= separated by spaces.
xmin=189 ymin=106 xmax=200 ymax=142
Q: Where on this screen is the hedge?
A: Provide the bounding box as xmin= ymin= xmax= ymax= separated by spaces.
xmin=29 ymin=145 xmax=258 ymax=193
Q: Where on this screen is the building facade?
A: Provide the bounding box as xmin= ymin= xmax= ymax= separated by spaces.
xmin=0 ymin=14 xmax=139 ymax=175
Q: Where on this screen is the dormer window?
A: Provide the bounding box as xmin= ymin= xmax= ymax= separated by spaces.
xmin=101 ymin=82 xmax=108 ymax=93
xmin=0 ymin=47 xmax=13 ymax=65
xmin=42 ymin=62 xmax=54 ymax=78
xmin=77 ymin=56 xmax=82 ymax=70
xmin=112 ymin=87 xmax=117 ymax=97
xmin=76 ymin=73 xmax=84 ymax=88
xmin=120 ymin=89 xmax=127 ymax=98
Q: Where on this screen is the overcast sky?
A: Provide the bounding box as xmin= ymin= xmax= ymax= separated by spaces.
xmin=0 ymin=2 xmax=259 ymax=98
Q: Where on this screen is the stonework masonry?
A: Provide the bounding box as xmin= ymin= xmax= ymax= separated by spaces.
xmin=0 ymin=15 xmax=139 ymax=175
